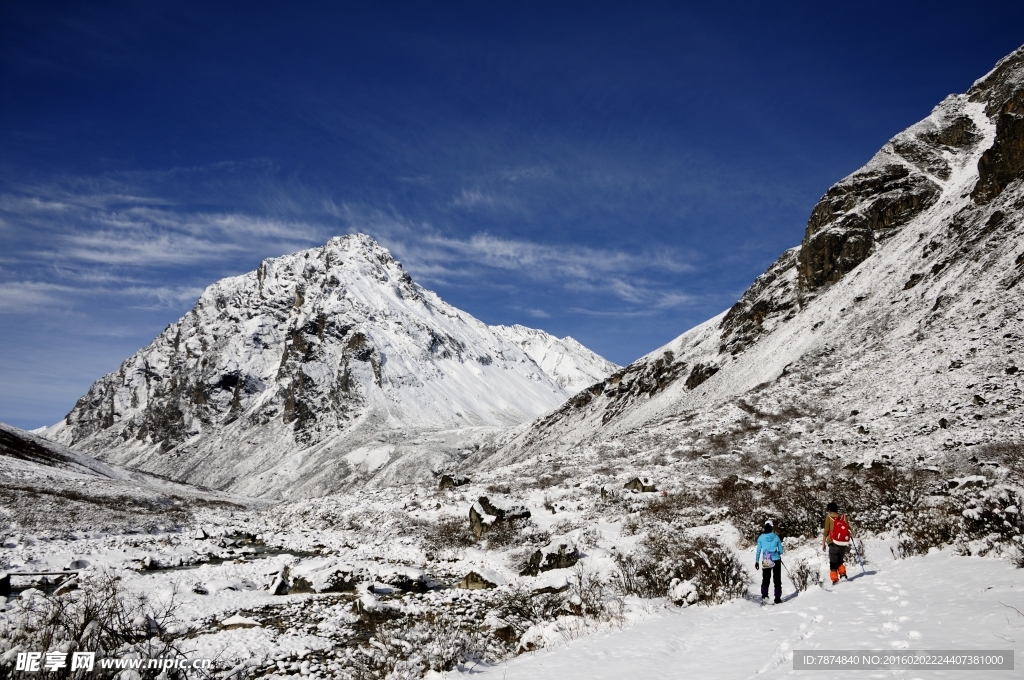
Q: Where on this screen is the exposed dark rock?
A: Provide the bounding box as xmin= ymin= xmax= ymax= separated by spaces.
xmin=623 ymin=477 xmax=657 ymax=493
xmin=457 ymin=571 xmax=498 ymax=590
xmin=798 ymin=164 xmax=940 ymax=292
xmin=685 ymin=363 xmax=720 ymax=390
xmin=972 ymin=90 xmax=1024 ymax=204
xmin=439 ymin=473 xmax=470 ymax=491
xmin=904 ymin=273 xmax=925 ymax=290
xmin=520 ymin=538 xmax=580 ymax=576
xmin=719 ymin=249 xmax=798 ymax=355
xmin=922 ymin=115 xmax=983 ymax=149
xmin=469 ymin=496 xmax=531 ymax=538
xmin=377 ymin=568 xmax=429 ymax=593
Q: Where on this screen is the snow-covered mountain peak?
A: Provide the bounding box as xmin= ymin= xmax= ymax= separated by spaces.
xmin=490 ymin=324 xmax=619 ymax=394
xmin=43 ymin=234 xmax=617 ymax=497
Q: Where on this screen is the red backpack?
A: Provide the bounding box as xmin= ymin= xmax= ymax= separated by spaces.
xmin=829 ymin=514 xmax=851 ymax=544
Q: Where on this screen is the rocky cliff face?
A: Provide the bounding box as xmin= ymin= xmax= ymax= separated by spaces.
xmin=477 ymin=45 xmax=1024 ymax=471
xmin=44 ymin=235 xmax=617 ymax=497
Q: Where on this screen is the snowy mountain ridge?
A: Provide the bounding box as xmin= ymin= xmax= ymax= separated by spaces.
xmin=43 ymin=234 xmax=618 ymax=498
xmin=475 ymin=44 xmax=1024 ymax=472
xmin=490 ymin=324 xmax=619 ymax=393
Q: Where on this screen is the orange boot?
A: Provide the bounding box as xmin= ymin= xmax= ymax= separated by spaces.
xmin=838 ymin=564 xmax=847 ymax=580
xmin=829 ymin=570 xmax=839 ymax=584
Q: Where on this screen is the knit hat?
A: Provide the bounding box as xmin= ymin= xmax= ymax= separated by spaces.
xmin=827 ymin=501 xmax=839 ymax=512
xmin=763 ymin=520 xmax=773 ymax=531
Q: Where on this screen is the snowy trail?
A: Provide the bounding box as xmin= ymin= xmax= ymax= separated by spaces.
xmin=458 ymin=551 xmax=1024 ymax=680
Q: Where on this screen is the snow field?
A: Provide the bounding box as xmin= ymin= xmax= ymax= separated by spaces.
xmin=456 ymin=544 xmax=1024 ymax=680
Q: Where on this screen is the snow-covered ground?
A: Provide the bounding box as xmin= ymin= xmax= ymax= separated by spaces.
xmin=460 ymin=546 xmax=1024 ymax=680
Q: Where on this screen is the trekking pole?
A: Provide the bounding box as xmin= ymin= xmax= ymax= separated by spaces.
xmin=779 ymin=560 xmax=798 ymax=597
xmin=849 ymin=534 xmax=867 ymax=576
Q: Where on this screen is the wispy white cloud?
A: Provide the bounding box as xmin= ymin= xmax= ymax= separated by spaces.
xmin=0 ymin=173 xmax=706 ymax=321
xmin=0 ymin=180 xmax=329 ymax=315
xmin=0 ymin=281 xmax=79 ymax=312
xmin=345 ymin=213 xmax=700 ymax=310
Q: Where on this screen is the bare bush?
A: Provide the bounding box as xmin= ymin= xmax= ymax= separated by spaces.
xmin=424 ymin=517 xmax=476 ymax=554
xmin=491 ymin=585 xmax=566 ymax=639
xmin=891 ymin=536 xmax=922 ymax=560
xmin=611 ymin=531 xmax=746 ymax=605
xmin=788 ymin=558 xmax=822 ymax=591
xmin=0 ymin=573 xmax=208 ymax=680
xmin=567 ymin=565 xmax=622 ymax=623
xmin=342 ymin=610 xmax=493 ymax=679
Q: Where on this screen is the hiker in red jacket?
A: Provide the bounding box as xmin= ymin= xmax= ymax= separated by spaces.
xmin=822 ymin=501 xmax=852 ymax=584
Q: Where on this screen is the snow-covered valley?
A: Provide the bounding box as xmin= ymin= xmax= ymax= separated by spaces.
xmin=4 ymin=41 xmax=1024 ymax=680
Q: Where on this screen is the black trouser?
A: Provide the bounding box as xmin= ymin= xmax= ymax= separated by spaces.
xmin=760 ymin=561 xmax=782 ymax=599
xmin=828 ymin=543 xmax=847 ymax=571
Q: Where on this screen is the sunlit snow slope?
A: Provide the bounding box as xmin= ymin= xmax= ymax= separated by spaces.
xmin=480 ymin=45 xmax=1024 ymax=471
xmin=43 ymin=234 xmax=617 ymax=498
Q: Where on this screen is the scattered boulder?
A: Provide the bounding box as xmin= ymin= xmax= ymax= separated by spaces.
xmin=974 ymin=394 xmax=987 ymax=405
xmin=520 ymin=535 xmax=580 ymax=576
xmin=939 ymin=418 xmax=949 ymax=429
xmin=193 ymin=527 xmax=208 ymax=540
xmin=376 ymin=566 xmax=430 ymax=593
xmin=53 ymin=578 xmax=79 ymax=596
xmin=220 ymin=615 xmax=261 ymax=630
xmin=457 ymin=569 xmax=502 ymax=590
xmin=599 ymin=483 xmax=623 ymax=502
xmin=947 ymin=476 xmax=987 ymax=490
xmin=469 ymin=496 xmax=531 ymax=539
xmin=265 ymin=565 xmax=291 ymax=596
xmin=64 ymin=559 xmax=89 ymax=571
xmin=352 ymin=593 xmax=403 ymax=624
xmin=289 ymin=560 xmax=369 ymax=594
xmin=191 ymin=582 xmax=209 ymax=595
xmin=439 ymin=474 xmax=470 ymax=491
xmin=623 ymin=477 xmax=657 ymax=493
xmin=531 ymin=572 xmax=570 ymax=594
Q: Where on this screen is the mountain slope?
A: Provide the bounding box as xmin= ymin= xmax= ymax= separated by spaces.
xmin=44 ymin=234 xmax=617 ymax=497
xmin=1 ymin=421 xmax=253 ymax=533
xmin=475 ymin=45 xmax=1024 ymax=472
xmin=491 ymin=324 xmax=619 ymax=394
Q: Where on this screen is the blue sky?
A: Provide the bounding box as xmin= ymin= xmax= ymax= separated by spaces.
xmin=2 ymin=1 xmax=1023 ymax=429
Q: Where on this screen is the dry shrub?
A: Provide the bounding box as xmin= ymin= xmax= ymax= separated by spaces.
xmin=788 ymin=558 xmax=822 ymax=591
xmin=640 ymin=490 xmax=704 ymax=525
xmin=0 ymin=573 xmax=208 ymax=680
xmin=424 ymin=517 xmax=476 ymax=554
xmin=611 ymin=530 xmax=746 ymax=605
xmin=491 ymin=585 xmax=567 ymax=638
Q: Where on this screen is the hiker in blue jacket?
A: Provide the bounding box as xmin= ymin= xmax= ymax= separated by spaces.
xmin=755 ymin=520 xmax=784 ymax=603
